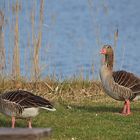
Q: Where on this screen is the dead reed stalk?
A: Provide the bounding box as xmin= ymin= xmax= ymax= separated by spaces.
xmin=31 ymin=1 xmax=35 ymax=80
xmin=114 ymin=28 xmax=118 ymax=50
xmin=0 ymin=10 xmax=6 ymax=74
xmin=113 ymin=29 xmax=118 ymax=67
xmin=12 ymin=1 xmax=21 ymax=79
xmin=32 ymin=0 xmax=44 ymax=80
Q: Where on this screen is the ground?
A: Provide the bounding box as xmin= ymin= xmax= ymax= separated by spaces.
xmin=0 ymin=95 xmax=140 ymax=140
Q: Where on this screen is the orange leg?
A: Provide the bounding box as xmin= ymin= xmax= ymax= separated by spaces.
xmin=126 ymin=100 xmax=131 ymax=115
xmin=122 ymin=101 xmax=127 ymax=114
xmin=122 ymin=100 xmax=131 ymax=115
xmin=28 ymin=118 xmax=32 ymax=128
xmin=12 ymin=116 xmax=15 ymax=128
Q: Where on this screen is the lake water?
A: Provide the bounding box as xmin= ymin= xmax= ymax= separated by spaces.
xmin=1 ymin=0 xmax=140 ymax=79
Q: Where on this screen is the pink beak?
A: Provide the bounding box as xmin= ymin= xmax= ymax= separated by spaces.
xmin=100 ymin=48 xmax=106 ymax=54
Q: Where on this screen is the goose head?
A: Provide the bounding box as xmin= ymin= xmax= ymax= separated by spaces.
xmin=100 ymin=45 xmax=114 ymax=70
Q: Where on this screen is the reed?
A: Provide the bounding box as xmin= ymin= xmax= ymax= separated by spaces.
xmin=120 ymin=45 xmax=126 ymax=69
xmin=0 ymin=0 xmax=104 ymax=97
xmin=114 ymin=28 xmax=118 ymax=50
xmin=32 ymin=0 xmax=44 ymax=81
xmin=0 ymin=10 xmax=5 ymax=75
xmin=12 ymin=0 xmax=21 ymax=79
xmin=30 ymin=0 xmax=35 ymax=80
xmin=113 ymin=29 xmax=119 ymax=68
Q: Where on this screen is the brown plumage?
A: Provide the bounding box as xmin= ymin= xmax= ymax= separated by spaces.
xmin=0 ymin=90 xmax=56 ymax=128
xmin=100 ymin=45 xmax=140 ymax=115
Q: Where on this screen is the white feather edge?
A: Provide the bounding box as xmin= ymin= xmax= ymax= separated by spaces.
xmin=40 ymin=106 xmax=56 ymax=111
xmin=21 ymin=106 xmax=56 ymax=118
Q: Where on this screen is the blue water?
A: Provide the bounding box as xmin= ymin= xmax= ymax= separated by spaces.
xmin=1 ymin=0 xmax=140 ymax=79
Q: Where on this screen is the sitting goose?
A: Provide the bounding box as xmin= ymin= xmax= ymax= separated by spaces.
xmin=0 ymin=90 xmax=56 ymax=128
xmin=100 ymin=45 xmax=140 ymax=115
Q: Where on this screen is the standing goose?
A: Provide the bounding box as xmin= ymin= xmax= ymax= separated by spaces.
xmin=0 ymin=90 xmax=56 ymax=128
xmin=100 ymin=45 xmax=140 ymax=115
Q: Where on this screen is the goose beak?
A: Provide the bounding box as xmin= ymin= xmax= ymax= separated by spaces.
xmin=100 ymin=48 xmax=106 ymax=54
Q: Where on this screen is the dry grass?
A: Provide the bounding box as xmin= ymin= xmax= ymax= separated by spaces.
xmin=0 ymin=76 xmax=103 ymax=104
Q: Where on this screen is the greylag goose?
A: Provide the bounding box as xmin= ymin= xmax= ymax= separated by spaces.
xmin=100 ymin=45 xmax=140 ymax=115
xmin=0 ymin=90 xmax=56 ymax=128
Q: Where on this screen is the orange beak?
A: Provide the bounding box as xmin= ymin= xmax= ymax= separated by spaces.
xmin=100 ymin=48 xmax=106 ymax=54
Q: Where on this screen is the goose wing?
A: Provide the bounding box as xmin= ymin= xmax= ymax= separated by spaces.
xmin=113 ymin=70 xmax=140 ymax=94
xmin=1 ymin=90 xmax=53 ymax=109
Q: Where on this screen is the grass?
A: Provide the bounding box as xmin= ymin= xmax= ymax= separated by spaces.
xmin=0 ymin=94 xmax=140 ymax=140
xmin=0 ymin=78 xmax=140 ymax=140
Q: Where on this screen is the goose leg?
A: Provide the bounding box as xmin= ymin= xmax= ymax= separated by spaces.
xmin=12 ymin=116 xmax=15 ymax=128
xmin=28 ymin=118 xmax=32 ymax=128
xmin=126 ymin=100 xmax=131 ymax=115
xmin=122 ymin=101 xmax=127 ymax=114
